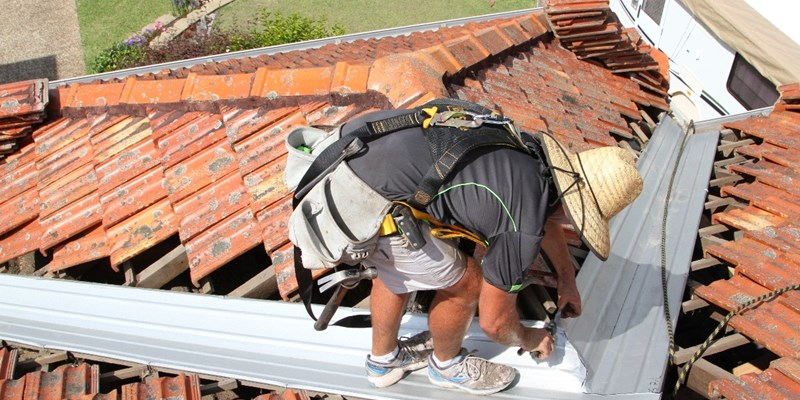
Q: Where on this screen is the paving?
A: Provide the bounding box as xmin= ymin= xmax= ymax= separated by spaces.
xmin=0 ymin=0 xmax=85 ymax=84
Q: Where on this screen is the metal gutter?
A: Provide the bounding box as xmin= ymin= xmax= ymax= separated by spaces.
xmin=49 ymin=8 xmax=540 ymax=88
xmin=564 ymin=115 xmax=720 ymax=396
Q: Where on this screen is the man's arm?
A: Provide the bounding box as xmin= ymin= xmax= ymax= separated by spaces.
xmin=478 ymin=280 xmax=555 ymax=359
xmin=542 ymin=208 xmax=582 ymax=318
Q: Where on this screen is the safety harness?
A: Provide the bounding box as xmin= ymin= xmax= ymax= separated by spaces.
xmin=291 ymin=98 xmax=534 ymax=328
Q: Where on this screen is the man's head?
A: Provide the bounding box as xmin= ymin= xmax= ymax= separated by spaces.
xmin=539 ymin=134 xmax=643 ymax=260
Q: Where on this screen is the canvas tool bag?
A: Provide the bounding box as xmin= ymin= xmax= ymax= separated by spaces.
xmin=284 ymin=126 xmax=392 ymax=270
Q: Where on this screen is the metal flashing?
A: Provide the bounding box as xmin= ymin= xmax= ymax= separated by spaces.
xmin=564 ymin=115 xmax=720 ymax=395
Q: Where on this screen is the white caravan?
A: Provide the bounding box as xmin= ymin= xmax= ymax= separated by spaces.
xmin=610 ymin=0 xmax=800 ymax=122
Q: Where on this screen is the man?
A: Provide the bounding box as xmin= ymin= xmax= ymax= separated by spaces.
xmin=297 ymin=100 xmax=643 ymax=395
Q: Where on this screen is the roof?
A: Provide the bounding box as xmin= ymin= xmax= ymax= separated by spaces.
xmin=681 ymin=0 xmax=800 ymax=86
xmin=0 ymin=4 xmax=669 ymax=300
xmin=26 ymin=0 xmax=800 ymax=398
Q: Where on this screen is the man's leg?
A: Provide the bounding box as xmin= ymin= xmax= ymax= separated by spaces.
xmin=370 ymin=277 xmax=410 ymax=356
xmin=426 ymin=255 xmax=518 ymax=395
xmin=428 ymin=254 xmax=482 ymax=361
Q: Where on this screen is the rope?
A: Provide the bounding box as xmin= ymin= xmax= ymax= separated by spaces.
xmin=661 ymin=121 xmax=694 ymax=364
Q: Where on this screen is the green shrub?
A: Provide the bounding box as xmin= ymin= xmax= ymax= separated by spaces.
xmin=89 ymin=10 xmax=346 ymax=73
xmin=89 ymin=42 xmax=147 ymax=73
xmin=252 ymin=11 xmax=345 ymax=48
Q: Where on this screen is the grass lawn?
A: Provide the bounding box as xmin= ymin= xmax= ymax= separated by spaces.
xmin=215 ymin=0 xmax=537 ymax=36
xmin=77 ymin=0 xmax=174 ymax=70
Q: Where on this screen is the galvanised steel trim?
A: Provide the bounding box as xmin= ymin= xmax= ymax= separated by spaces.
xmin=563 ymin=115 xmax=720 ymax=395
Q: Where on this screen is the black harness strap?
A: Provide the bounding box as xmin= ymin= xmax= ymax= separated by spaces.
xmin=410 ymin=128 xmax=528 ymax=208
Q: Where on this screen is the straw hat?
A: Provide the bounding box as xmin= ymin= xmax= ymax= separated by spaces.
xmin=538 ymin=134 xmax=643 ymax=260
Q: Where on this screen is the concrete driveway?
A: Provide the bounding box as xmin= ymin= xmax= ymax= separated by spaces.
xmin=0 ymin=0 xmax=85 ymax=84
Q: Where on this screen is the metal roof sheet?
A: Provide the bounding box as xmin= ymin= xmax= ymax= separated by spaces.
xmin=0 ymin=274 xmax=606 ymax=400
xmin=563 ymin=115 xmax=719 ymax=395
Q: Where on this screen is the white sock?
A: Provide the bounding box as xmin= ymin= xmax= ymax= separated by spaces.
xmin=370 ymin=346 xmax=399 ymax=364
xmin=432 ymin=353 xmax=459 ymax=369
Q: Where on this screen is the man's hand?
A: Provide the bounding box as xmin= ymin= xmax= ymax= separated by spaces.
xmin=521 ymin=327 xmax=555 ymax=359
xmin=542 ymin=207 xmax=583 ymax=318
xmin=557 ymin=278 xmax=582 ymax=318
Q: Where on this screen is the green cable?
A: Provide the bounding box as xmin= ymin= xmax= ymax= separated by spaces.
xmin=433 ymin=182 xmax=517 ymax=232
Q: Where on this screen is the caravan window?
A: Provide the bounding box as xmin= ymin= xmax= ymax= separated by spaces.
xmin=727 ymin=53 xmax=779 ymax=110
xmin=642 ymin=0 xmax=665 ymax=24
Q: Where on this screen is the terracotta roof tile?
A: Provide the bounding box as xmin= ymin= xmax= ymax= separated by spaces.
xmin=0 ymin=79 xmax=48 ymax=159
xmin=49 ymin=223 xmax=108 ymax=272
xmin=710 ymin=358 xmax=800 ymax=400
xmin=694 ymin=89 xmax=800 ymax=384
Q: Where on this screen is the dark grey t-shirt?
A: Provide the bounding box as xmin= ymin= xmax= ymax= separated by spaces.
xmin=344 ymin=109 xmax=553 ymax=292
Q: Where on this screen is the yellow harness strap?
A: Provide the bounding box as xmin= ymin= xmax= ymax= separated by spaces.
xmin=379 ymin=201 xmax=487 ymax=247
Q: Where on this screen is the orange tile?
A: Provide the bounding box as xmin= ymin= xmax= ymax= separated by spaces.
xmin=182 ymin=73 xmax=254 ymax=102
xmin=330 ymin=62 xmax=370 ymax=95
xmin=165 ymin=142 xmax=238 ymax=204
xmin=0 ymin=218 xmax=41 ymax=264
xmin=0 ymin=79 xmax=48 ymax=117
xmin=498 ymin=21 xmax=530 ymax=46
xmin=107 ymin=198 xmax=178 ymax=267
xmin=242 ymin=154 xmax=289 ymax=214
xmin=174 ymin=171 xmax=249 ymax=242
xmin=36 ymin=135 xmax=94 ymax=188
xmin=474 ymin=27 xmax=515 ymax=55
xmin=185 ymin=208 xmax=261 ymax=286
xmin=255 ymin=195 xmax=292 ymax=253
xmin=66 ymin=83 xmax=126 ymax=108
xmin=368 ymin=53 xmax=448 ymax=108
xmin=99 ymin=166 xmax=168 ymax=227
xmin=517 ymin=13 xmax=549 ymax=40
xmin=234 ymin=110 xmax=306 ymax=176
xmin=157 ymin=113 xmax=225 ymax=169
xmin=0 ymin=150 xmax=37 ymax=205
xmin=443 ymin=35 xmax=491 ymax=71
xmin=38 ymin=163 xmax=98 ymax=219
xmin=0 ymin=188 xmax=39 ymax=237
xmin=90 ymin=117 xmax=152 ymax=165
xmin=95 ymin=137 xmax=161 ymax=197
xmin=39 ymin=191 xmax=102 ymax=252
xmin=422 ymin=45 xmax=463 ymax=76
xmin=49 ymin=224 xmax=109 ymax=272
xmin=255 ymin=66 xmax=333 ymax=97
xmin=121 ymin=77 xmax=186 ymax=105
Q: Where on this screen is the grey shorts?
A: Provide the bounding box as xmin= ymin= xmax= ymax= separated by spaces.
xmin=363 ymin=224 xmax=466 ymax=294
